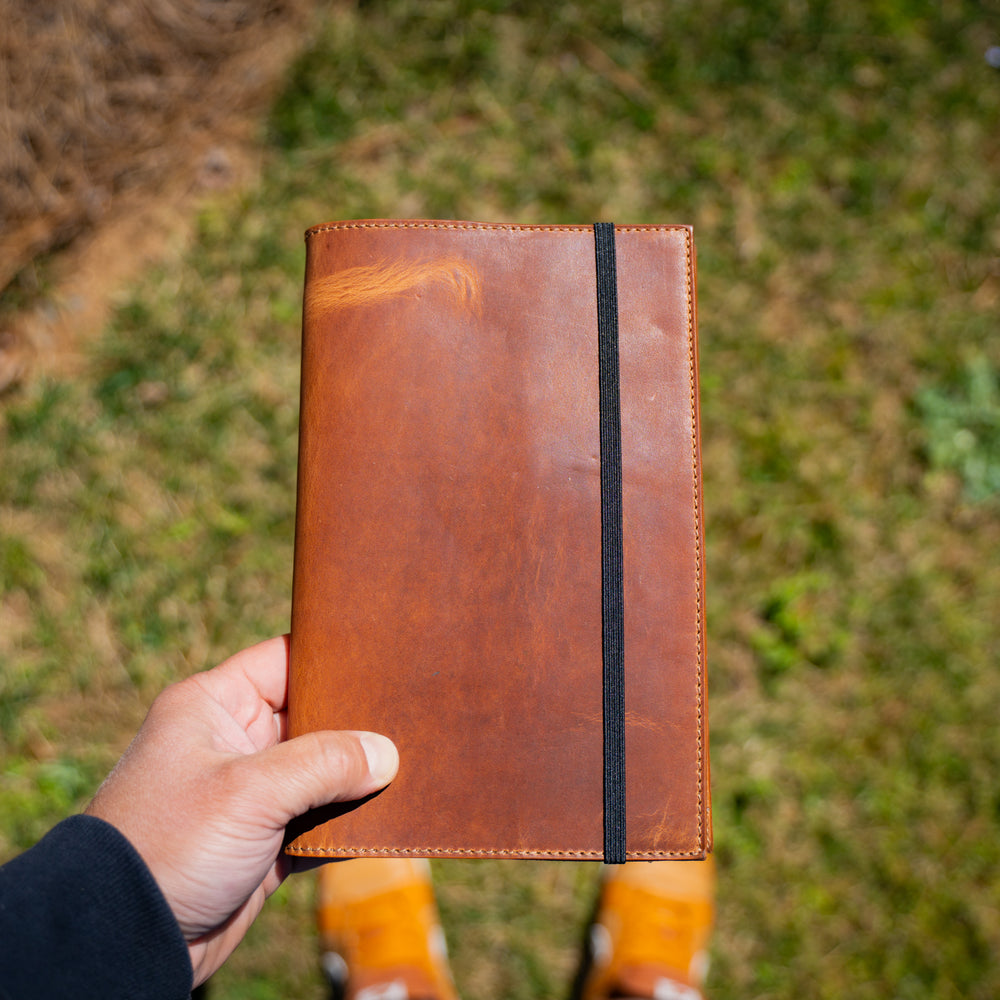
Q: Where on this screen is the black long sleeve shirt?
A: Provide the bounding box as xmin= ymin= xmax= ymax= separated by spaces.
xmin=0 ymin=815 xmax=192 ymax=999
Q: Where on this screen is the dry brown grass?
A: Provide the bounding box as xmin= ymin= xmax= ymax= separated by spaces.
xmin=0 ymin=0 xmax=318 ymax=388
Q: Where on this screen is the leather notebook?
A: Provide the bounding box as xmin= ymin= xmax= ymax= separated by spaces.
xmin=285 ymin=220 xmax=710 ymax=863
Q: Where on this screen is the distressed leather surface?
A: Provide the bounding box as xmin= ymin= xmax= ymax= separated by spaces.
xmin=285 ymin=220 xmax=710 ymax=860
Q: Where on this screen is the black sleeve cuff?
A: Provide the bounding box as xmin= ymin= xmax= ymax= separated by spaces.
xmin=0 ymin=814 xmax=192 ymax=1000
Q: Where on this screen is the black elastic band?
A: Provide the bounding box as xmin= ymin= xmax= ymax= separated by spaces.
xmin=594 ymin=222 xmax=626 ymax=865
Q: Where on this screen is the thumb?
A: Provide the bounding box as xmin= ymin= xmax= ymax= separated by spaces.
xmin=249 ymin=730 xmax=399 ymax=824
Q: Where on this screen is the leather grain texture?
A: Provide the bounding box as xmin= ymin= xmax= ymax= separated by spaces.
xmin=285 ymin=220 xmax=710 ymax=861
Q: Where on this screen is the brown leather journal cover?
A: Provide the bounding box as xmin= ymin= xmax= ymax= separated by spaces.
xmin=285 ymin=220 xmax=710 ymax=861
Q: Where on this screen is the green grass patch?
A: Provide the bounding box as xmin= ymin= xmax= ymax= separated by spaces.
xmin=918 ymin=355 xmax=1000 ymax=501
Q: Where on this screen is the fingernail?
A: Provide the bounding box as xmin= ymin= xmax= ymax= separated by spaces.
xmin=360 ymin=733 xmax=399 ymax=785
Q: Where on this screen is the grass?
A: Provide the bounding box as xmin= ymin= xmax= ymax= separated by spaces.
xmin=3 ymin=1 xmax=1000 ymax=997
